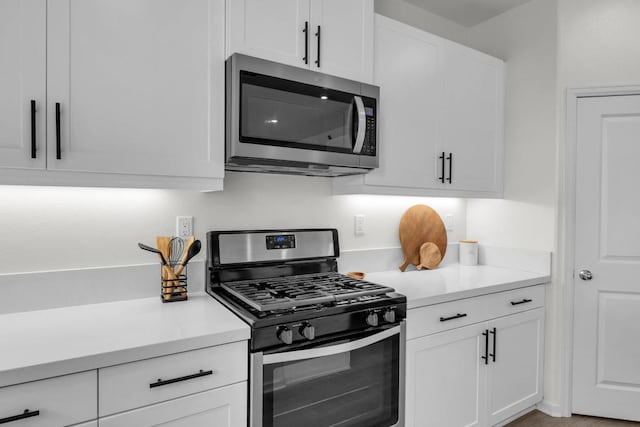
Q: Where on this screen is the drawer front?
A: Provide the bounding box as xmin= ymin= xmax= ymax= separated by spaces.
xmin=99 ymin=381 xmax=247 ymax=427
xmin=99 ymin=341 xmax=247 ymax=416
xmin=0 ymin=371 xmax=97 ymax=427
xmin=407 ymin=296 xmax=489 ymax=340
xmin=486 ymin=285 xmax=545 ymax=320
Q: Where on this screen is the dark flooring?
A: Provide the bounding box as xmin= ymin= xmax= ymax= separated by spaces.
xmin=506 ymin=411 xmax=639 ymax=426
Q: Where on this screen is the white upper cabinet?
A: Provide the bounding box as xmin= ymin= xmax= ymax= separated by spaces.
xmin=0 ymin=0 xmax=225 ymax=190
xmin=334 ymin=14 xmax=504 ymax=198
xmin=439 ymin=40 xmax=504 ymax=194
xmin=47 ymin=0 xmax=224 ymax=180
xmin=0 ymin=0 xmax=46 ymax=170
xmin=226 ymin=0 xmax=373 ymax=82
xmin=362 ymin=15 xmax=443 ymax=189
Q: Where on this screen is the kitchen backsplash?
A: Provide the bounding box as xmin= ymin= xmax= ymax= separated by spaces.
xmin=0 ymin=173 xmax=467 ymax=275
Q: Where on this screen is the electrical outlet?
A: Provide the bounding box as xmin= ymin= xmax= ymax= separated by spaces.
xmin=354 ymin=214 xmax=365 ymax=235
xmin=444 ymin=214 xmax=454 ymax=231
xmin=176 ymin=216 xmax=193 ymax=239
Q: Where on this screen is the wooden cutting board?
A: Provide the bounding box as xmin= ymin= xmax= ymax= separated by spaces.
xmin=398 ymin=204 xmax=447 ymax=271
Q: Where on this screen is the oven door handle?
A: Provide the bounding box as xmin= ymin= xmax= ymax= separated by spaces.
xmin=262 ymin=325 xmax=401 ymax=365
xmin=352 ymin=96 xmax=366 ymax=154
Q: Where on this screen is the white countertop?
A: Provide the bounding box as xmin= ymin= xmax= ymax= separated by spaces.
xmin=0 ymin=293 xmax=250 ymax=388
xmin=366 ymin=264 xmax=550 ymax=309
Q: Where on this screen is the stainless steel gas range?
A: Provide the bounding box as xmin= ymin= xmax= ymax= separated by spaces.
xmin=206 ymin=229 xmax=406 ymax=427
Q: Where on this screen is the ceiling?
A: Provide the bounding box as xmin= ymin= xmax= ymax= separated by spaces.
xmin=405 ymin=0 xmax=534 ymax=27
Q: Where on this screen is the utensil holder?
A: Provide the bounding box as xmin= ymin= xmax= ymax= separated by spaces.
xmin=161 ymin=264 xmax=188 ymax=303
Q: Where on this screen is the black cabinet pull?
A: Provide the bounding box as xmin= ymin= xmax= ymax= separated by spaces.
xmin=302 ymin=21 xmax=309 ymax=64
xmin=30 ymin=100 xmax=36 ymax=159
xmin=439 ymin=313 xmax=467 ymax=322
xmin=481 ymin=329 xmax=489 ymax=365
xmin=446 ymin=152 xmax=453 ymax=183
xmin=149 ymin=369 xmax=213 ymax=388
xmin=439 ymin=151 xmax=446 ymax=183
xmin=489 ymin=327 xmax=497 ymax=362
xmin=55 ymin=102 xmax=61 ymax=160
xmin=511 ymin=298 xmax=533 ymax=306
xmin=315 ymin=25 xmax=321 ymax=67
xmin=0 ymin=409 xmax=40 ymax=424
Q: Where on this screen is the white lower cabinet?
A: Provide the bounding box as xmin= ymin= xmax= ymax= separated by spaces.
xmin=405 ymin=287 xmax=545 ymax=427
xmin=0 ymin=370 xmax=97 ymax=427
xmin=406 ymin=323 xmax=487 ymax=427
xmin=98 ymin=381 xmax=247 ymax=427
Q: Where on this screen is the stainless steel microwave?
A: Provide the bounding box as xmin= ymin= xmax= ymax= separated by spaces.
xmin=225 ymin=54 xmax=379 ymax=177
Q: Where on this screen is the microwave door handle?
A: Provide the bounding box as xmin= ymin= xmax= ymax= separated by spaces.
xmin=352 ymin=96 xmax=366 ymax=154
xmin=262 ymin=325 xmax=401 ymax=365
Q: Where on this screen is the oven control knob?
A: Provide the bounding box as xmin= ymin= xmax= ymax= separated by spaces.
xmin=366 ymin=312 xmax=379 ymax=327
xmin=300 ymin=323 xmax=316 ymax=341
xmin=383 ymin=309 xmax=396 ymax=324
xmin=277 ymin=326 xmax=293 ymax=345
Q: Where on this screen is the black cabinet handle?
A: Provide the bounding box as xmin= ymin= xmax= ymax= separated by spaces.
xmin=315 ymin=25 xmax=321 ymax=67
xmin=439 ymin=151 xmax=445 ymax=183
xmin=439 ymin=313 xmax=467 ymax=322
xmin=511 ymin=298 xmax=533 ymax=306
xmin=149 ymin=369 xmax=213 ymax=388
xmin=302 ymin=21 xmax=309 ymax=64
xmin=55 ymin=102 xmax=61 ymax=160
xmin=0 ymin=409 xmax=40 ymax=424
xmin=481 ymin=329 xmax=489 ymax=365
xmin=30 ymin=100 xmax=36 ymax=159
xmin=446 ymin=152 xmax=453 ymax=183
xmin=489 ymin=327 xmax=497 ymax=362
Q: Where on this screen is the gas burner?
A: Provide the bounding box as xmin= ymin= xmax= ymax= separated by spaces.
xmin=220 ymin=272 xmax=395 ymax=312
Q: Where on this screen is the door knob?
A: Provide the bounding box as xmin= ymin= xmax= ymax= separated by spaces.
xmin=579 ymin=270 xmax=593 ymax=281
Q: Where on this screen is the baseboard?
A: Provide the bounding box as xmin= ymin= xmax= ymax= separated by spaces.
xmin=493 ymin=407 xmax=536 ymax=427
xmin=537 ymin=399 xmax=564 ymax=417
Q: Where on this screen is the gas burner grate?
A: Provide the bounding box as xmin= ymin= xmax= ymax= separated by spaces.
xmin=220 ymin=272 xmax=394 ymax=312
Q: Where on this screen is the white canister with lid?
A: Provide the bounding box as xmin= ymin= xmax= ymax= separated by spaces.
xmin=459 ymin=240 xmax=478 ymax=266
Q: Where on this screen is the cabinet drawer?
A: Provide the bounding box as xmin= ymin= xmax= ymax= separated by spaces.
xmin=99 ymin=341 xmax=248 ymax=416
xmin=407 ymin=296 xmax=488 ymax=340
xmin=486 ymin=285 xmax=545 ymax=320
xmin=0 ymin=371 xmax=97 ymax=426
xmin=99 ymin=381 xmax=247 ymax=427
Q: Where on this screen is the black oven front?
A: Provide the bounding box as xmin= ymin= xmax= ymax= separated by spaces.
xmin=250 ymin=323 xmax=405 ymax=427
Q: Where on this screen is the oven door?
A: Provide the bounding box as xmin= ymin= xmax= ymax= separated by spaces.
xmin=251 ymin=323 xmax=405 ymax=427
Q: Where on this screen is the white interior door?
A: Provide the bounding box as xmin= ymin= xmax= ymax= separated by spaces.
xmin=0 ymin=0 xmax=46 ymax=169
xmin=573 ymin=94 xmax=640 ymax=421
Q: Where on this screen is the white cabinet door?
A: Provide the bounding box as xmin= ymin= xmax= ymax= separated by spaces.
xmin=226 ymin=0 xmax=310 ymax=68
xmin=309 ymin=0 xmax=373 ymax=82
xmin=405 ymin=323 xmax=487 ymax=427
xmin=46 ymin=0 xmax=224 ymax=179
xmin=364 ymin=15 xmax=443 ymax=189
xmin=0 ymin=0 xmax=46 ymax=169
xmin=99 ymin=382 xmax=247 ymax=427
xmin=486 ymin=308 xmax=544 ymax=426
xmin=440 ymin=41 xmax=504 ymax=194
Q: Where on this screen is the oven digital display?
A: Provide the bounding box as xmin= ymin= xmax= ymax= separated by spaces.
xmin=266 ymin=234 xmax=296 ymax=250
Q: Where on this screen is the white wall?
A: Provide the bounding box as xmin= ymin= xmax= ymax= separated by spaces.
xmin=374 ymin=0 xmax=468 ymax=45
xmin=0 ymin=173 xmax=466 ymax=274
xmin=554 ymin=0 xmax=640 ymax=415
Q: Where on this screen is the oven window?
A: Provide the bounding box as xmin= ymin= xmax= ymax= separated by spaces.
xmin=240 ymin=71 xmax=358 ymax=153
xmin=262 ymin=334 xmax=399 ymax=427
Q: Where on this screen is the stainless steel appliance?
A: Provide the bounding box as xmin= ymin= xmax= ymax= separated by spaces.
xmin=226 ymin=54 xmax=379 ymax=176
xmin=206 ymin=229 xmax=406 ymax=427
